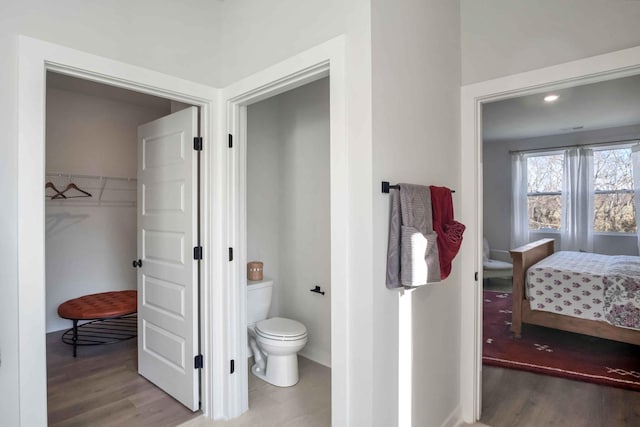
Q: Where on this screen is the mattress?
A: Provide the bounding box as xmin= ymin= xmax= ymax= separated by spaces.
xmin=526 ymin=251 xmax=640 ymax=331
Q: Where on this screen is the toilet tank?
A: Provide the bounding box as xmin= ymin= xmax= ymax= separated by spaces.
xmin=247 ymin=279 xmax=273 ymax=327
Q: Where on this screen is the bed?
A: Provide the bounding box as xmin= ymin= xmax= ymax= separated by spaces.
xmin=509 ymin=238 xmax=640 ymax=345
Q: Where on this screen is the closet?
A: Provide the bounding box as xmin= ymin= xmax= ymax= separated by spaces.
xmin=45 ymin=71 xmax=200 ymax=425
xmin=45 ymin=72 xmax=171 ymax=333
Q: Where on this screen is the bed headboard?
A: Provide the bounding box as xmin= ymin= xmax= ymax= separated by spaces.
xmin=510 ymin=239 xmax=555 ymax=272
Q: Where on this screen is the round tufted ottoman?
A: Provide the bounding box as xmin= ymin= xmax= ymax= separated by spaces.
xmin=58 ymin=290 xmax=137 ymax=357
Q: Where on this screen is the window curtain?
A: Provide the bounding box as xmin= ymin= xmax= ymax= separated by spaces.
xmin=561 ymin=147 xmax=594 ymax=252
xmin=511 ymin=153 xmax=529 ymax=248
xmin=631 ymin=145 xmax=640 ymax=254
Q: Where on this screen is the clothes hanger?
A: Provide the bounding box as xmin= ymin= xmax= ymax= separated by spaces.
xmin=45 ymin=181 xmax=66 ymax=199
xmin=58 ymin=182 xmax=92 ymax=198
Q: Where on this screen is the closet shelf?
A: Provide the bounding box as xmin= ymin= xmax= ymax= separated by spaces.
xmin=45 ymin=173 xmax=137 ymax=206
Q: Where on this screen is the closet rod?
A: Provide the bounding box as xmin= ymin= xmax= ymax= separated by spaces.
xmin=381 ymin=181 xmax=455 ymax=194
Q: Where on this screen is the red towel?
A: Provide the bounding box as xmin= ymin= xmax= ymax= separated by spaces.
xmin=430 ymin=186 xmax=465 ymax=280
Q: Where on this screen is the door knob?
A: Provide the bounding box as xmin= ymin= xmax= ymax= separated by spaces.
xmin=132 ymin=259 xmax=142 ymax=268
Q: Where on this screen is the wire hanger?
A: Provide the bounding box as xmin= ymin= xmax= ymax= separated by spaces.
xmin=45 ymin=181 xmax=66 ymax=199
xmin=54 ymin=182 xmax=92 ymax=199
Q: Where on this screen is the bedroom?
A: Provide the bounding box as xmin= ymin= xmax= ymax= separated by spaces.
xmin=480 ymin=73 xmax=640 ymax=425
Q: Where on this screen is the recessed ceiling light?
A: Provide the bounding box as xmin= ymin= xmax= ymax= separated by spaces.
xmin=544 ymin=94 xmax=559 ymax=103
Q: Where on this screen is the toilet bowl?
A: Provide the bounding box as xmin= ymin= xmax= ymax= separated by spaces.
xmin=247 ymin=279 xmax=308 ymax=387
xmin=249 ymin=317 xmax=308 ymax=387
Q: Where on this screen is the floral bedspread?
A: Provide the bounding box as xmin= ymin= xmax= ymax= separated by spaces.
xmin=526 ymin=251 xmax=640 ymax=331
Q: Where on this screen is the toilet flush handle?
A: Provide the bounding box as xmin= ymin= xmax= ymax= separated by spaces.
xmin=310 ymin=285 xmax=325 ymax=295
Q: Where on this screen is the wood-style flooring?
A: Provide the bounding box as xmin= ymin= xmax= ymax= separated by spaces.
xmin=481 ymin=352 xmax=640 ymax=426
xmin=179 ymin=357 xmax=331 ymax=427
xmin=47 ymin=329 xmax=201 ymax=427
xmin=481 ymin=279 xmax=640 ymax=426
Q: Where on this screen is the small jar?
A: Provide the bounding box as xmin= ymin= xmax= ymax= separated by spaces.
xmin=247 ymin=261 xmax=264 ymax=281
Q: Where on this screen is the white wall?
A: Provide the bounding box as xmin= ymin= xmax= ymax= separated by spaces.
xmin=483 ymin=124 xmax=640 ymax=256
xmin=371 ymin=1 xmax=461 ymax=426
xmin=247 ymin=96 xmax=281 ymax=315
xmin=45 ymin=85 xmax=170 ymax=332
xmin=247 ymin=78 xmax=331 ymax=367
xmin=277 ymin=79 xmax=332 ymax=366
xmin=217 ymin=0 xmax=347 ymax=86
xmin=461 ymin=0 xmax=640 ymax=85
xmin=0 ymin=29 xmax=19 ymax=427
xmin=5 ymin=0 xmax=222 ymax=86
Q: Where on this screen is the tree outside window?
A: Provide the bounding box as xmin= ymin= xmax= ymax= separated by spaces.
xmin=527 ymin=153 xmax=563 ymax=230
xmin=593 ymin=148 xmax=636 ymax=232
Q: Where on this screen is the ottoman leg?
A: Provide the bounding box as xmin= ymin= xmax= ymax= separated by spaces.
xmin=72 ymin=319 xmax=78 ymax=357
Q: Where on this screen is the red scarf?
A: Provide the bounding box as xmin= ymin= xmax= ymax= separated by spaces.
xmin=430 ymin=186 xmax=465 ymax=279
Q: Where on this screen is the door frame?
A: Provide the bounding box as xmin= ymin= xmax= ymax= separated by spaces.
xmin=459 ymin=45 xmax=640 ymax=423
xmin=17 ymin=36 xmax=220 ymax=425
xmin=221 ymin=36 xmax=347 ymax=423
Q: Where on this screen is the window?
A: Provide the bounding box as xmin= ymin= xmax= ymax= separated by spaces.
xmin=593 ymin=147 xmax=636 ymax=232
xmin=527 ymin=153 xmax=564 ymax=231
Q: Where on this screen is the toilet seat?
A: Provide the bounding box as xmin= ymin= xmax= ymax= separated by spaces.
xmin=255 ymin=317 xmax=307 ymax=341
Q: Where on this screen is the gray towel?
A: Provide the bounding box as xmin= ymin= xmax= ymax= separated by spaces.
xmin=386 ymin=183 xmax=441 ymax=288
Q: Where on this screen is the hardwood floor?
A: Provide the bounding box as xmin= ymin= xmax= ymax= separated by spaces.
xmin=482 ymin=279 xmax=640 ymax=426
xmin=481 ymin=366 xmax=640 ymax=427
xmin=179 ymin=357 xmax=331 ymax=427
xmin=47 ymin=329 xmax=200 ymax=427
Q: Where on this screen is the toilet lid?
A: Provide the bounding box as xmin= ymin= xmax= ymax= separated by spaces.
xmin=255 ymin=317 xmax=307 ymax=340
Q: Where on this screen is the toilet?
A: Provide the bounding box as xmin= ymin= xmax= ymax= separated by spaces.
xmin=247 ymin=278 xmax=308 ymax=387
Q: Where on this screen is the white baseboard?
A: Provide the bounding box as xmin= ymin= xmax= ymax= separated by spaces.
xmin=299 ymin=349 xmax=331 ymax=368
xmin=440 ymin=404 xmax=463 ymax=427
xmin=247 ymin=346 xmax=331 ymax=369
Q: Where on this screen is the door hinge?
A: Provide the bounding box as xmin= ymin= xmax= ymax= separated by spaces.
xmin=193 ymin=136 xmax=203 ymax=151
xmin=228 ymin=134 xmax=233 ymax=148
xmin=474 ymin=271 xmax=478 ymax=281
xmin=194 ymin=354 xmax=203 ymax=369
xmin=230 ymin=359 xmax=235 ymax=374
xmin=228 ymin=247 xmax=234 ymax=262
xmin=194 ymin=246 xmax=203 ymax=260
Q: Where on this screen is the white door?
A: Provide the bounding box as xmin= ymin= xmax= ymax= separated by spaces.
xmin=137 ymin=106 xmax=200 ymax=411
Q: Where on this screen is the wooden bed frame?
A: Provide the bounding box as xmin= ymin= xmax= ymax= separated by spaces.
xmin=509 ymin=238 xmax=640 ymax=346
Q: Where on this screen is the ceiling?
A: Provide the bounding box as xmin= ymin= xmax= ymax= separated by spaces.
xmin=47 ymin=72 xmax=173 ymax=111
xmin=482 ymin=73 xmax=640 ymax=142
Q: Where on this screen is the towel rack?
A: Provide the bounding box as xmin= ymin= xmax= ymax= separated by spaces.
xmin=381 ymin=181 xmax=455 ymax=194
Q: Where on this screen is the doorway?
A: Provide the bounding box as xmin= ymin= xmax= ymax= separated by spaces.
xmin=479 ymin=73 xmax=640 ymax=426
xmin=17 ymin=36 xmax=217 ymax=426
xmin=44 ymin=71 xmax=202 ymax=425
xmin=221 ymin=37 xmax=347 ymax=423
xmin=242 ymin=77 xmax=332 ymax=422
xmin=460 ymin=45 xmax=640 ymax=423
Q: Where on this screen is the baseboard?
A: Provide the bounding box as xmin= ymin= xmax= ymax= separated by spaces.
xmin=247 ymin=347 xmax=331 ymax=368
xmin=299 ymin=349 xmax=331 ymax=368
xmin=440 ymin=404 xmax=463 ymax=427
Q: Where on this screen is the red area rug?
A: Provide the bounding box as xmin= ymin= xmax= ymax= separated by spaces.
xmin=483 ymin=290 xmax=640 ymax=391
